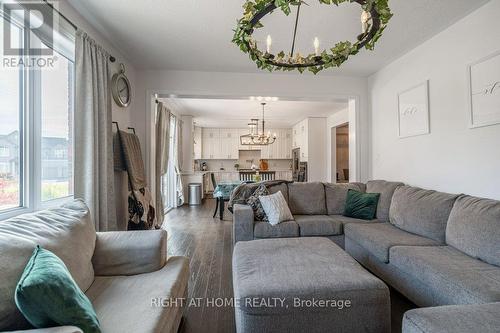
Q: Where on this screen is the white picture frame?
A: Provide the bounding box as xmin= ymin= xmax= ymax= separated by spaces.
xmin=468 ymin=50 xmax=500 ymax=129
xmin=397 ymin=80 xmax=430 ymax=138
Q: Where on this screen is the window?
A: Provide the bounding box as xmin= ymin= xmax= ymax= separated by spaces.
xmin=0 ymin=7 xmax=75 ymax=218
xmin=0 ymin=146 xmax=10 ymax=157
xmin=162 ymin=115 xmax=177 ymax=212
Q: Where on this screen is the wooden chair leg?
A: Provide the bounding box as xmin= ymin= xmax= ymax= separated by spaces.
xmin=213 ymin=198 xmax=219 ymax=218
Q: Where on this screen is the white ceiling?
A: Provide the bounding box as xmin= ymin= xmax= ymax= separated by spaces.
xmin=162 ymin=98 xmax=348 ymax=128
xmin=67 ymin=0 xmax=489 ymax=76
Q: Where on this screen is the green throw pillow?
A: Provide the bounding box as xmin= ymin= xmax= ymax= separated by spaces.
xmin=343 ymin=189 xmax=380 ymax=220
xmin=15 ymin=246 xmax=101 ymax=333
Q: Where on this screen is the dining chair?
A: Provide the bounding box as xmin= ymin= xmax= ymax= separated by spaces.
xmin=212 ymin=173 xmax=229 ymax=219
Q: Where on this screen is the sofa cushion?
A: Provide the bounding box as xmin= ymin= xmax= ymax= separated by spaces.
xmin=446 ymin=195 xmax=500 ymax=267
xmin=390 ymin=246 xmax=500 ymax=304
xmin=259 ymin=191 xmax=294 ymax=226
xmin=15 ymin=246 xmax=100 ymax=333
xmin=366 ymin=180 xmax=404 ymax=222
xmin=0 ymin=199 xmax=96 ymax=331
xmin=344 ymin=190 xmax=380 ymax=220
xmin=254 ymin=221 xmax=299 ymax=239
xmin=390 ymin=186 xmax=459 ymax=243
xmin=86 ymin=257 xmax=189 ymax=333
xmin=287 ymin=182 xmax=326 ymax=215
xmin=294 ymin=215 xmax=343 ymax=236
xmin=246 ymin=184 xmax=269 ymax=221
xmin=344 ymin=223 xmax=440 ymax=263
xmin=267 ymin=182 xmax=289 ymax=203
xmin=403 ymin=303 xmax=500 ymax=333
xmin=324 ymin=182 xmax=366 ymax=215
xmin=329 ymin=214 xmax=378 ymax=226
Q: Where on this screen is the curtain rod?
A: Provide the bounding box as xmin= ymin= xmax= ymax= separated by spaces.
xmin=42 ymin=0 xmax=116 ymax=62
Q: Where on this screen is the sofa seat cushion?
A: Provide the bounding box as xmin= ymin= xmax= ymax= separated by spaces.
xmin=390 ymin=185 xmax=459 ymax=243
xmin=324 ymin=183 xmax=366 ymax=215
xmin=86 ymin=257 xmax=189 ymax=333
xmin=254 ymin=221 xmax=299 ymax=238
xmin=294 ymin=215 xmax=342 ymax=236
xmin=446 ymin=195 xmax=500 ymax=267
xmin=0 ymin=199 xmax=96 ymax=331
xmin=344 ymin=223 xmax=440 ymax=263
xmin=329 ymin=215 xmax=378 ymax=226
xmin=287 ymin=182 xmax=326 ymax=215
xmin=390 ymin=246 xmax=500 ymax=304
xmin=403 ymin=302 xmax=500 ymax=333
xmin=366 ymin=180 xmax=404 ymax=222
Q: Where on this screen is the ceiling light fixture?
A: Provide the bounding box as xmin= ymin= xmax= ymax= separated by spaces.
xmin=240 ymin=102 xmax=277 ymax=146
xmin=233 ymin=0 xmax=393 ymax=74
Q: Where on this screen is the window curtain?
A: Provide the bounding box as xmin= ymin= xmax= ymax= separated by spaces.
xmin=175 ymin=118 xmax=184 ymax=206
xmin=155 ymin=102 xmax=170 ymax=226
xmin=74 ymin=30 xmax=116 ymax=231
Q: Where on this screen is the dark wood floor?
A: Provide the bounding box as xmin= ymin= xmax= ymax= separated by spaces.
xmin=163 ymin=199 xmax=416 ymax=333
xmin=163 ymin=199 xmax=235 ymax=333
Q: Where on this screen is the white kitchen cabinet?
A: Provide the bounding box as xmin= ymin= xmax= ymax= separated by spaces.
xmin=193 ymin=126 xmax=202 ymax=160
xmin=260 ymin=129 xmax=292 ymax=160
xmin=220 ymin=129 xmax=239 ymax=159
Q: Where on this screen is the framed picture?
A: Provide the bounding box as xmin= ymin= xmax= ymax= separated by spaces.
xmin=468 ymin=50 xmax=500 ymax=129
xmin=398 ymin=80 xmax=430 ymax=138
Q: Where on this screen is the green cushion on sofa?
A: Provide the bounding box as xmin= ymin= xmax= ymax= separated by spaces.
xmin=15 ymin=246 xmax=101 ymax=333
xmin=344 ymin=189 xmax=380 ymax=220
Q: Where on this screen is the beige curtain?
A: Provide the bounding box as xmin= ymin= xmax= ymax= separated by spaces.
xmin=175 ymin=118 xmax=184 ymax=206
xmin=155 ymin=102 xmax=170 ymax=227
xmin=74 ymin=30 xmax=116 ymax=231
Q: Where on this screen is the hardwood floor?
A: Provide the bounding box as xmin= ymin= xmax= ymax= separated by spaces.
xmin=163 ymin=199 xmax=415 ymax=333
xmin=162 ymin=199 xmax=235 ymax=333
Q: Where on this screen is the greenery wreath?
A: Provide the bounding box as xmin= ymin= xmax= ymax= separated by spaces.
xmin=232 ymin=0 xmax=392 ymax=74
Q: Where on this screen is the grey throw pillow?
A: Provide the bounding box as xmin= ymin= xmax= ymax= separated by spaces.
xmin=246 ymin=184 xmax=269 ymax=221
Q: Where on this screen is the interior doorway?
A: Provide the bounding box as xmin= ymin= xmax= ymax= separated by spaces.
xmin=335 ymin=124 xmax=349 ymax=183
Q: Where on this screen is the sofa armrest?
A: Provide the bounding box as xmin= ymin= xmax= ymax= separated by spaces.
xmin=92 ymin=230 xmax=167 ymax=276
xmin=7 ymin=327 xmax=82 ymax=333
xmin=233 ymin=204 xmax=255 ymax=244
xmin=403 ymin=302 xmax=500 ymax=333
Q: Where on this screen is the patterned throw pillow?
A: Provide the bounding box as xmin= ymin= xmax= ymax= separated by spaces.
xmin=246 ymin=184 xmax=269 ymax=221
xmin=259 ymin=191 xmax=294 ymax=226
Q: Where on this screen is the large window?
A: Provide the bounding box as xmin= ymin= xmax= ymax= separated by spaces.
xmin=0 ymin=7 xmax=75 ymax=218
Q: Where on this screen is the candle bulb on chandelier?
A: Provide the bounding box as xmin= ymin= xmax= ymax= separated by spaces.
xmin=313 ymin=37 xmax=320 ymax=57
xmin=361 ymin=10 xmax=371 ymax=34
xmin=266 ymin=35 xmax=272 ymax=53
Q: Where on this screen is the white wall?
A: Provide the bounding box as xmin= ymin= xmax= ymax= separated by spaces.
xmin=368 ymin=0 xmax=500 ymax=199
xmin=60 ymin=2 xmax=139 ymax=227
xmin=134 ymin=70 xmax=370 ymax=190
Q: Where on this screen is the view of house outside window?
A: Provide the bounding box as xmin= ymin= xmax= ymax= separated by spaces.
xmin=0 ymin=6 xmax=74 ymax=214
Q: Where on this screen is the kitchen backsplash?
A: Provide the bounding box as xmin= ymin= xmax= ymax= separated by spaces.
xmin=197 ymin=157 xmax=292 ymax=171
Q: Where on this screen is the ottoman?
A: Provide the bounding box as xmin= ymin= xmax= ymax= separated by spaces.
xmin=232 ymin=237 xmax=390 ymax=333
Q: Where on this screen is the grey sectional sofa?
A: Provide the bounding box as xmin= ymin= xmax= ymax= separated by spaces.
xmin=0 ymin=199 xmax=189 ymax=333
xmin=233 ymin=180 xmax=402 ymax=248
xmin=232 ymin=180 xmax=500 ymax=332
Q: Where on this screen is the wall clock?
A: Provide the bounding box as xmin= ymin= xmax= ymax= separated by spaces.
xmin=112 ymin=63 xmax=131 ymax=108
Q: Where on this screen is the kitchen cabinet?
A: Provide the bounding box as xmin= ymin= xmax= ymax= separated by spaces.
xmin=201 ymin=128 xmax=292 ymax=160
xmin=193 ymin=126 xmax=202 ymax=160
xmin=220 ymin=129 xmax=239 ymax=159
xmin=292 ymin=120 xmax=309 ymax=162
xmin=260 ymin=129 xmax=292 ymax=159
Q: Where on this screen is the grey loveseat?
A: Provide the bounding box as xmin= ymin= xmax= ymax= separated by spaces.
xmin=233 ymin=180 xmax=500 ymax=332
xmin=0 ymin=199 xmax=189 ymax=333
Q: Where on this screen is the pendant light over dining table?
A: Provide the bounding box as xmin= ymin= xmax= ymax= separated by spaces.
xmin=240 ymin=102 xmax=277 ymax=146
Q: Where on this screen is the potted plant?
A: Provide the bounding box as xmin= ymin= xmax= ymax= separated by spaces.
xmin=234 ymin=163 xmax=240 ymax=171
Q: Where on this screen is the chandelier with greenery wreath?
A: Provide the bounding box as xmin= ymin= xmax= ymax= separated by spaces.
xmin=232 ymin=0 xmax=392 ymax=74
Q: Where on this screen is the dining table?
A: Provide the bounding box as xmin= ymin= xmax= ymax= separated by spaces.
xmin=213 ymin=180 xmax=243 ymax=220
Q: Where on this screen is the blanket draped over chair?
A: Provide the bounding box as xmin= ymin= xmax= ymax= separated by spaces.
xmin=228 ymin=180 xmax=292 ymax=213
xmin=114 ymin=130 xmax=156 ymax=230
